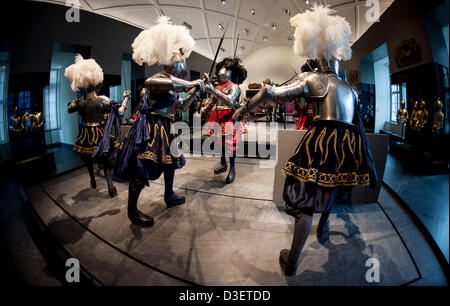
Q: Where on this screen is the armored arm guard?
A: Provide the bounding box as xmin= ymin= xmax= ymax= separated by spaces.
xmin=205 ymin=83 xmax=241 ymax=108
xmin=176 ymin=88 xmax=198 ymax=112
xmin=118 ymin=90 xmax=132 ymax=117
xmin=68 ymin=98 xmax=79 ymax=113
xmin=145 ymin=75 xmax=203 ymax=93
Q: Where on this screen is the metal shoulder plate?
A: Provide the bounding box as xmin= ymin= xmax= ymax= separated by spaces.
xmin=302 ymin=72 xmax=329 ymax=99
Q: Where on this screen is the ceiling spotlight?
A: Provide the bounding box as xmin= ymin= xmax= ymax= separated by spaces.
xmin=250 ymin=8 xmax=255 ymax=15
xmin=220 ymin=47 xmax=225 ymax=52
xmin=284 ymin=9 xmax=291 ymax=16
xmin=240 ymin=46 xmax=245 ymax=52
xmin=263 ymin=35 xmax=268 ymax=41
xmin=272 ymin=23 xmax=277 ymax=30
xmin=288 ymin=36 xmax=293 ymax=41
xmin=218 ymin=24 xmax=224 ymax=31
xmin=182 ymin=22 xmax=192 ymax=30
xmin=243 ymin=28 xmax=249 ymax=35
xmin=220 ymin=0 xmax=226 ymax=4
xmin=305 ymin=0 xmax=310 ymax=4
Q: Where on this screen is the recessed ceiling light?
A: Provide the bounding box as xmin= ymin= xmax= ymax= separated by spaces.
xmin=250 ymin=8 xmax=255 ymax=15
xmin=263 ymin=36 xmax=268 ymax=41
xmin=243 ymin=28 xmax=249 ymax=35
xmin=182 ymin=22 xmax=192 ymax=30
xmin=272 ymin=23 xmax=277 ymax=30
xmin=218 ymin=24 xmax=224 ymax=31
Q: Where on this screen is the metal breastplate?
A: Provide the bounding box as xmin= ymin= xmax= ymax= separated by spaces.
xmin=146 ymin=73 xmax=176 ymax=120
xmin=78 ymin=95 xmax=109 ymax=126
xmin=216 ymin=83 xmax=236 ymax=110
xmin=311 ymin=74 xmax=355 ymax=125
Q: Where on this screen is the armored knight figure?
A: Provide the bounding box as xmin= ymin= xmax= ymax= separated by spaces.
xmin=203 ymin=57 xmax=248 ymax=184
xmin=409 ymin=100 xmax=420 ymax=129
xmin=396 ymin=100 xmax=408 ymax=126
xmin=11 ymin=107 xmax=25 ymax=137
xmin=432 ymin=98 xmax=444 ymax=134
xmin=118 ymin=16 xmax=203 ymax=227
xmin=235 ymin=4 xmax=377 ymax=276
xmin=65 ymin=54 xmax=131 ymax=198
xmin=416 ymin=100 xmax=428 ymax=131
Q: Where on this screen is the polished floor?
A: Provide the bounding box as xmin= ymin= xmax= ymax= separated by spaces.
xmin=23 ymin=155 xmax=446 ymax=285
xmin=383 ymin=154 xmax=449 ymax=263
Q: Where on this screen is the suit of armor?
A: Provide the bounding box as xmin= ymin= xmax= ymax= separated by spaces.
xmin=68 ymin=89 xmax=131 ymax=198
xmin=202 ymin=59 xmax=248 ymax=184
xmin=239 ymin=58 xmax=376 ymax=276
xmin=416 ymin=100 xmax=428 ymax=131
xmin=409 ymin=101 xmax=420 ymax=129
xmin=243 ymin=60 xmax=357 ymax=125
xmin=396 ymin=101 xmax=409 ymax=126
xmin=119 ymin=52 xmax=203 ymax=226
xmin=432 ymin=98 xmax=444 ymax=134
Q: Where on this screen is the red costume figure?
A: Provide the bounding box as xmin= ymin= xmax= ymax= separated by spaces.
xmin=204 ymin=57 xmax=248 ymax=184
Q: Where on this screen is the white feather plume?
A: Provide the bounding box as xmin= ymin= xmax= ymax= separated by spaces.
xmin=290 ymin=4 xmax=352 ymax=61
xmin=64 ymin=54 xmax=104 ymax=92
xmin=132 ymin=16 xmax=195 ymax=66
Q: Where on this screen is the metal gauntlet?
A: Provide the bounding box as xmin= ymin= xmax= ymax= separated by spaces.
xmin=118 ymin=90 xmax=132 ymax=116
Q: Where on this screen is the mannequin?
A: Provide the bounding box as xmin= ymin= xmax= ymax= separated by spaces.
xmin=396 ymin=100 xmax=408 ymax=126
xmin=432 ymin=98 xmax=444 ymax=134
xmin=409 ymin=100 xmax=420 ymax=130
xmin=234 ymin=4 xmax=377 ymax=275
xmin=416 ymin=100 xmax=428 ymax=131
xmin=203 ymin=57 xmax=248 ymax=184
xmin=65 ymin=54 xmax=131 ymax=198
xmin=118 ymin=17 xmax=203 ymax=227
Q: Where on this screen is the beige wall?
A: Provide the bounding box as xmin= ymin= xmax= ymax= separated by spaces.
xmin=242 ymin=45 xmax=306 ymax=88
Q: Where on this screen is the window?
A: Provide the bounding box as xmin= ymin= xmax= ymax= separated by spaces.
xmin=391 ymin=83 xmax=407 ymax=122
xmin=0 ymin=62 xmax=9 ymax=144
xmin=44 ymin=69 xmax=60 ymax=131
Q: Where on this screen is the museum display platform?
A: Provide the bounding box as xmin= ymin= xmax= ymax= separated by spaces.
xmin=23 ymin=155 xmax=425 ymax=286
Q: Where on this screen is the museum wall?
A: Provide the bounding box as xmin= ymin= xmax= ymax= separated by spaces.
xmin=0 ymin=1 xmax=212 ymax=83
xmin=344 ymin=0 xmax=438 ymax=79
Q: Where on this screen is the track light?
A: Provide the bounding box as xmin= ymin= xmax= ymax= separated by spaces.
xmin=182 ymin=22 xmax=192 ymax=30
